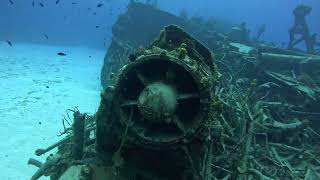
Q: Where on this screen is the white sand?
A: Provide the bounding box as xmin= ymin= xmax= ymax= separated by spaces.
xmin=0 ymin=42 xmax=105 ymax=179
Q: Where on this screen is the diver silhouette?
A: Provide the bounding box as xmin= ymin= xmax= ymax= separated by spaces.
xmin=288 ymin=5 xmax=314 ymax=53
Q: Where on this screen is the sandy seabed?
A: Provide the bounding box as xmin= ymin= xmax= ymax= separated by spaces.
xmin=0 ymin=42 xmax=105 ymax=179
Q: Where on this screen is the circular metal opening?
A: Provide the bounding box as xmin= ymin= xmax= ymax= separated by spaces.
xmin=116 ymin=55 xmax=210 ymax=146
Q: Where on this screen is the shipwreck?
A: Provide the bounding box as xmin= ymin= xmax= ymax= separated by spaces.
xmin=28 ymin=2 xmax=320 ymax=180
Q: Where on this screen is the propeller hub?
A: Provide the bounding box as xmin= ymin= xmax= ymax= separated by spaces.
xmin=138 ymin=82 xmax=177 ymax=123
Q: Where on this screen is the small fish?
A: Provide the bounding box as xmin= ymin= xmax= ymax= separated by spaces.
xmin=71 ymin=2 xmax=77 ymax=5
xmin=39 ymin=2 xmax=44 ymax=7
xmin=57 ymin=52 xmax=66 ymax=56
xmin=32 ymin=1 xmax=35 ymax=7
xmin=95 ymin=25 xmax=99 ymax=28
xmin=55 ymin=0 xmax=60 ymax=4
xmin=6 ymin=40 xmax=13 ymax=46
xmin=93 ymin=12 xmax=97 ymax=15
xmin=97 ymin=3 xmax=103 ymax=8
xmin=8 ymin=0 xmax=14 ymax=5
xmin=44 ymin=34 xmax=49 ymax=39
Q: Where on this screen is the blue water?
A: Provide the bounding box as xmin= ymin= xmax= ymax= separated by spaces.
xmin=161 ymin=0 xmax=320 ymax=45
xmin=1 ymin=0 xmax=319 ymax=49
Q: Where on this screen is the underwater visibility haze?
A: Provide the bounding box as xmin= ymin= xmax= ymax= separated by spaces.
xmin=0 ymin=0 xmax=320 ymax=179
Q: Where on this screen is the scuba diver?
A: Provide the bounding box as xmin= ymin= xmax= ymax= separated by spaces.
xmin=288 ymin=4 xmax=314 ymax=53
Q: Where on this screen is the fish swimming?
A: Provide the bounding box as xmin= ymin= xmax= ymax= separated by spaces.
xmin=6 ymin=40 xmax=13 ymax=46
xmin=8 ymin=0 xmax=14 ymax=5
xmin=32 ymin=1 xmax=35 ymax=7
xmin=55 ymin=0 xmax=60 ymax=4
xmin=44 ymin=34 xmax=49 ymax=39
xmin=97 ymin=3 xmax=103 ymax=8
xmin=57 ymin=52 xmax=66 ymax=56
xmin=39 ymin=2 xmax=44 ymax=7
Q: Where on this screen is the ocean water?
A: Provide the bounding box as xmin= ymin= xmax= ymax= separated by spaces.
xmin=0 ymin=0 xmax=319 ymax=179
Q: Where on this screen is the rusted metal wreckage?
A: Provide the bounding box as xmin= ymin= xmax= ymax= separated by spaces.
xmin=28 ymin=25 xmax=220 ymax=180
xmin=28 ymin=3 xmax=320 ymax=180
